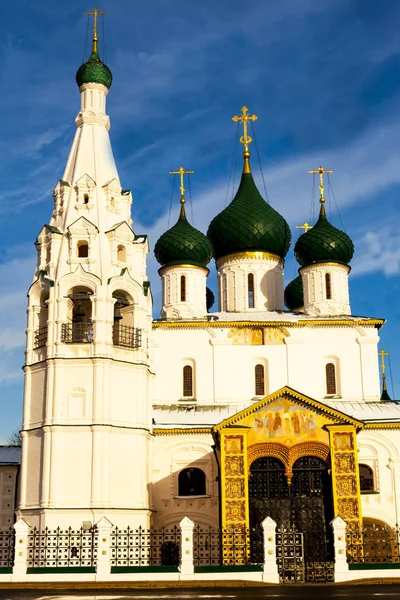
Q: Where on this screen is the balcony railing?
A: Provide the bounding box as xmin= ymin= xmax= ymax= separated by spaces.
xmin=61 ymin=322 xmax=93 ymax=344
xmin=34 ymin=326 xmax=48 ymax=349
xmin=113 ymin=324 xmax=142 ymax=349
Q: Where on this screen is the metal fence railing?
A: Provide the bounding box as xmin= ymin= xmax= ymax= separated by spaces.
xmin=34 ymin=326 xmax=48 ymax=349
xmin=347 ymin=523 xmax=400 ymax=564
xmin=27 ymin=526 xmax=98 ymax=568
xmin=112 ymin=324 xmax=142 ymax=349
xmin=193 ymin=525 xmax=263 ymax=566
xmin=61 ymin=322 xmax=93 ymax=344
xmin=110 ymin=526 xmax=180 ymax=567
xmin=0 ymin=527 xmax=15 ymax=568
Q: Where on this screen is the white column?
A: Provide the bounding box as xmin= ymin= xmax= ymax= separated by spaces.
xmin=330 ymin=516 xmax=349 ymax=581
xmin=13 ymin=519 xmax=30 ymax=575
xmin=96 ymin=516 xmax=113 ymax=575
xmin=179 ymin=517 xmax=195 ymax=575
xmin=261 ymin=516 xmax=280 ymax=583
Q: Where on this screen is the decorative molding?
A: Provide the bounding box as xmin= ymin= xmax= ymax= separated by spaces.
xmin=152 ymin=319 xmax=385 ymax=330
xmin=153 ymin=427 xmax=212 ymax=436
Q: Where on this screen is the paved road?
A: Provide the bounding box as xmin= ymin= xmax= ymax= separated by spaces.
xmin=2 ymin=585 xmax=400 ymax=600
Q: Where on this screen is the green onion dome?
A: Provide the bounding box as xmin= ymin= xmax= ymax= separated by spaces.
xmin=294 ymin=205 xmax=354 ymax=267
xmin=76 ymin=51 xmax=113 ymax=89
xmin=207 ymin=170 xmax=291 ymax=260
xmin=154 ymin=206 xmax=213 ymax=268
xmin=284 ymin=275 xmax=304 ymax=311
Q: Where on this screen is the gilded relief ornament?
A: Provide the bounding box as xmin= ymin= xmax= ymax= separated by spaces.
xmin=226 ymin=479 xmax=245 ymax=498
xmin=338 ymin=497 xmax=359 ymax=520
xmin=226 ymin=456 xmax=244 ymax=476
xmin=226 ymin=500 xmax=246 ymax=522
xmin=336 ymin=475 xmax=356 ymax=496
xmin=335 ymin=453 xmax=355 ymax=473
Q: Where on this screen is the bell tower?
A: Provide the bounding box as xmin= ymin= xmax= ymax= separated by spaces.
xmin=18 ymin=13 xmax=153 ymax=528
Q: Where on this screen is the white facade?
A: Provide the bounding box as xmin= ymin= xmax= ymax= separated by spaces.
xmin=160 ymin=264 xmax=209 ymax=319
xmin=300 ymin=262 xmax=351 ymax=315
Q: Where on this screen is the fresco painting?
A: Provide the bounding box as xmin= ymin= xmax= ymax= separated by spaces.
xmin=244 ymin=399 xmax=331 ymax=446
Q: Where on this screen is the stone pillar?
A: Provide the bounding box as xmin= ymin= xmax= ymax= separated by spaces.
xmin=13 ymin=519 xmax=30 ymax=575
xmin=96 ymin=516 xmax=113 ymax=575
xmin=330 ymin=516 xmax=349 ymax=580
xmin=261 ymin=516 xmax=279 ymax=583
xmin=179 ymin=517 xmax=195 ymax=575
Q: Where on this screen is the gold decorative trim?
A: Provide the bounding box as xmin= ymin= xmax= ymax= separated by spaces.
xmin=300 ymin=263 xmax=351 ymax=272
xmin=153 ymin=427 xmax=212 ymax=436
xmin=152 ymin=319 xmax=385 ymax=330
xmin=158 ymin=265 xmax=209 ymax=276
xmin=213 ymin=386 xmax=363 ymax=432
xmin=247 ymin=441 xmax=330 ymax=478
xmin=364 ymin=422 xmax=400 ymax=430
xmin=216 ymin=251 xmax=281 ymax=268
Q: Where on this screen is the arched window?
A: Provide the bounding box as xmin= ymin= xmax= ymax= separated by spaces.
xmin=248 ymin=273 xmax=255 ymax=308
xmin=359 ymin=464 xmax=374 ymax=492
xmin=77 ymin=241 xmax=89 ymax=258
xmin=83 ymin=194 xmax=89 ymax=205
xmin=325 ymin=362 xmax=336 ymax=395
xmin=325 ymin=273 xmax=332 ymax=300
xmin=183 ymin=365 xmax=193 ymax=397
xmin=117 ymin=244 xmax=126 ymax=262
xmin=180 ymin=275 xmax=186 ymax=302
xmin=178 ymin=467 xmax=206 ymax=496
xmin=255 ymin=364 xmax=265 ymax=396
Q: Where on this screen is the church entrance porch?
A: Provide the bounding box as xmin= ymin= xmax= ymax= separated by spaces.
xmin=249 ymin=455 xmax=334 ymax=582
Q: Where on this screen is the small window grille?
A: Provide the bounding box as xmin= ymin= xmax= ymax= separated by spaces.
xmin=255 ymin=364 xmax=265 ymax=396
xmin=183 ymin=365 xmax=193 ymax=397
xmin=359 ymin=464 xmax=374 ymax=492
xmin=180 ymin=275 xmax=186 ymax=302
xmin=325 ymin=273 xmax=332 ymax=300
xmin=325 ymin=362 xmax=336 ymax=395
xmin=248 ymin=273 xmax=255 ymax=308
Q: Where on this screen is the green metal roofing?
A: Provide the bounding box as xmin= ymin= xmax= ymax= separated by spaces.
xmin=207 ymin=171 xmax=291 ymax=260
xmin=76 ymin=51 xmax=112 ymax=89
xmin=294 ymin=206 xmax=354 ymax=267
xmin=154 ymin=208 xmax=213 ymax=268
xmin=284 ymin=275 xmax=304 ymax=311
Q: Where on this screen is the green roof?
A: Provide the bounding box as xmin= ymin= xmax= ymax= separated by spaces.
xmin=76 ymin=51 xmax=112 ymax=89
xmin=207 ymin=171 xmax=291 ymax=260
xmin=154 ymin=207 xmax=213 ymax=268
xmin=294 ymin=206 xmax=354 ymax=267
xmin=284 ymin=275 xmax=304 ymax=310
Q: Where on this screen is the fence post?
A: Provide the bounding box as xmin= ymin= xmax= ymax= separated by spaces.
xmin=330 ymin=516 xmax=349 ymax=580
xmin=261 ymin=516 xmax=279 ymax=583
xmin=13 ymin=518 xmax=30 ymax=575
xmin=179 ymin=517 xmax=195 ymax=576
xmin=96 ymin=517 xmax=113 ymax=576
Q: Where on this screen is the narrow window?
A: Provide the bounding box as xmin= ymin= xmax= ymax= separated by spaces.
xmin=77 ymin=242 xmax=89 ymax=258
xmin=325 ymin=362 xmax=336 ymax=395
xmin=183 ymin=365 xmax=193 ymax=397
xmin=359 ymin=464 xmax=374 ymax=492
xmin=110 ymin=196 xmax=115 ymax=207
xmin=325 ymin=273 xmax=332 ymax=300
xmin=180 ymin=275 xmax=186 ymax=302
xmin=248 ymin=273 xmax=255 ymax=308
xmin=117 ymin=244 xmax=126 ymax=262
xmin=83 ymin=194 xmax=89 ymax=205
xmin=178 ymin=467 xmax=206 ymax=496
xmin=255 ymin=364 xmax=265 ymax=396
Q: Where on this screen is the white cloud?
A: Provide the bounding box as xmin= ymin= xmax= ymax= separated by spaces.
xmin=352 ymin=229 xmax=400 ymax=277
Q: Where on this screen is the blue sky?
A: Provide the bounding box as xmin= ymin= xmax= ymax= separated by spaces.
xmin=0 ymin=0 xmax=399 ymax=441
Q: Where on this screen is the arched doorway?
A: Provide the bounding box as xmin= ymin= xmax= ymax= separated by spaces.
xmin=249 ymin=455 xmax=334 ymax=581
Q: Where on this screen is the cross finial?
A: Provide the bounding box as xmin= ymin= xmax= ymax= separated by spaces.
xmin=379 ymin=349 xmax=389 ymax=376
xmin=308 ymin=165 xmax=333 ymax=206
xmin=296 ymin=223 xmax=313 ymax=233
xmin=169 ymin=167 xmax=194 ymax=215
xmin=86 ymin=8 xmax=107 ymax=54
xmin=232 ymin=106 xmax=258 ymax=173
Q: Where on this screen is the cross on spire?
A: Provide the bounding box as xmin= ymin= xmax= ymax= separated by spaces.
xmin=379 ymin=349 xmax=389 ymax=376
xmin=169 ymin=167 xmax=194 ymax=215
xmin=232 ymin=106 xmax=258 ymax=173
xmin=86 ymin=8 xmax=107 ymax=54
xmin=296 ymin=223 xmax=313 ymax=233
xmin=308 ymin=165 xmax=333 ymax=205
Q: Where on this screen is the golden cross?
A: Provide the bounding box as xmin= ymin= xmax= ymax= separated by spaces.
xmin=86 ymin=8 xmax=107 ymax=53
xmin=169 ymin=167 xmax=194 ymax=204
xmin=379 ymin=349 xmax=389 ymax=376
xmin=296 ymin=223 xmax=313 ymax=232
xmin=308 ymin=165 xmax=333 ymax=204
xmin=232 ymin=106 xmax=258 ymax=154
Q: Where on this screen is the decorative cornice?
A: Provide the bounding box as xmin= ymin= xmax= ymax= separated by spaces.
xmin=364 ymin=422 xmax=400 ymax=430
xmin=152 ymin=318 xmax=385 ymax=330
xmin=300 ymin=262 xmax=351 ymax=273
xmin=153 ymin=427 xmax=212 ymax=436
xmin=216 ymin=251 xmax=282 ymax=269
xmin=158 ymin=264 xmax=209 ymax=276
xmin=213 ymin=386 xmax=364 ymax=432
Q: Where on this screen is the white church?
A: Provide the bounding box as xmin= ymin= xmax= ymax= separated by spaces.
xmin=15 ymin=16 xmax=400 ymax=568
